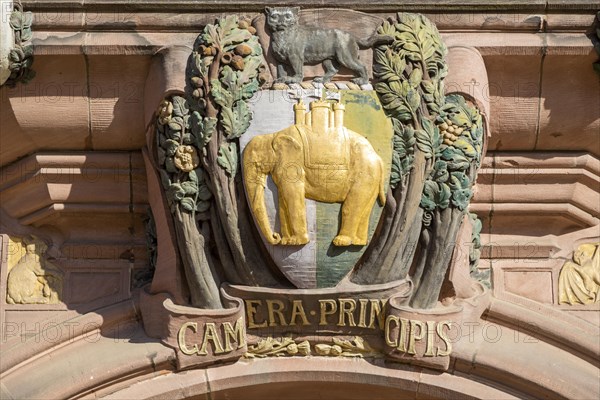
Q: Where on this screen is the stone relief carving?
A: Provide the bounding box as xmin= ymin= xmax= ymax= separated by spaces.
xmin=242 ymin=98 xmax=386 ymax=247
xmin=245 ymin=336 xmax=379 ymax=358
xmin=0 ymin=0 xmax=14 ymax=85
xmin=132 ymin=210 xmax=157 ymax=289
xmin=468 ymin=212 xmax=490 ymax=287
xmin=265 ymin=6 xmax=392 ymax=85
xmin=314 ymin=336 xmax=380 ymax=358
xmin=151 ymin=9 xmax=484 ymax=307
xmin=559 ymin=243 xmax=600 ymax=305
xmin=245 ymin=337 xmax=311 ymax=358
xmin=349 ymin=14 xmax=485 ymax=309
xmin=6 ymin=236 xmax=62 ymax=304
xmin=3 ymin=1 xmax=35 ymax=87
xmin=143 ymin=9 xmax=489 ymax=371
xmin=154 ymin=15 xmax=276 ymax=309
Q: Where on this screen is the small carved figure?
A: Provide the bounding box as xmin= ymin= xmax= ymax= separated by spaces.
xmin=558 ymin=243 xmax=600 ymax=305
xmin=6 ymin=237 xmax=62 ymax=304
xmin=243 ymin=99 xmax=385 ymax=247
xmin=265 ymin=7 xmax=392 ymax=85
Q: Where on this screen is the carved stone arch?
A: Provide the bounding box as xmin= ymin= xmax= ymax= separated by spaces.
xmin=92 ymin=325 xmax=599 ymax=400
xmin=101 ymin=360 xmax=520 ymax=399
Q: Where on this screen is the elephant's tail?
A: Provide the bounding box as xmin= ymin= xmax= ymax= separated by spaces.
xmin=378 ymin=159 xmax=386 ymax=206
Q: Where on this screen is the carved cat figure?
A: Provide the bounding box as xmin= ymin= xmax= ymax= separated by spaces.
xmin=265 ymin=7 xmax=392 ymax=85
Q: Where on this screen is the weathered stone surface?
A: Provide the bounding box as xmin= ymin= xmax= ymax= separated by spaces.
xmin=0 ymin=55 xmax=90 ymax=165
xmin=0 ymin=1 xmax=14 ymax=85
xmin=537 ymin=54 xmax=600 ymax=153
xmin=140 ymin=289 xmax=246 ymax=369
xmin=0 ymin=2 xmax=598 ymax=399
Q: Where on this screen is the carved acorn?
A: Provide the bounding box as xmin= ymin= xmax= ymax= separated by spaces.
xmin=221 ymin=52 xmax=233 ymax=65
xmin=296 ymin=341 xmax=310 ymax=356
xmin=234 ymin=44 xmax=253 ymax=57
xmin=258 ymin=72 xmax=269 ymax=85
xmin=192 ymin=88 xmax=204 ymax=99
xmin=191 ymin=76 xmax=203 ymax=88
xmin=231 ymin=55 xmax=245 ymax=70
xmin=286 ymin=343 xmax=299 ymax=355
xmin=196 ymin=98 xmax=207 ymax=109
xmin=238 ymin=18 xmax=256 ymax=34
xmin=257 ymin=66 xmax=269 ymax=84
xmin=199 ymin=45 xmax=215 ymax=56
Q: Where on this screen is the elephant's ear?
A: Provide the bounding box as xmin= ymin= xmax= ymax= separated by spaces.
xmin=273 ymin=134 xmax=301 ymax=151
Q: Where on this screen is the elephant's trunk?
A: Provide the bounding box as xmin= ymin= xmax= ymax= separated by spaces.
xmin=242 ymin=140 xmax=281 ymax=245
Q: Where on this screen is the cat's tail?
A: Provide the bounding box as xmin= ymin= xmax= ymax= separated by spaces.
xmin=357 ymin=34 xmax=394 ymax=48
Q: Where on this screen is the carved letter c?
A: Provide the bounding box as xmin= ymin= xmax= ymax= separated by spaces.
xmin=177 ymin=322 xmax=199 ymax=355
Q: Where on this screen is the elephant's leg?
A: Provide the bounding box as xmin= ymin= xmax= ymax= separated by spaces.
xmin=334 ymin=174 xmax=379 ymax=247
xmin=334 ymin=200 xmax=359 ymax=246
xmin=333 ymin=188 xmax=365 ymax=246
xmin=354 ymin=191 xmax=378 ymax=245
xmin=278 ymin=192 xmax=292 ymax=239
xmin=274 ymin=167 xmax=309 ymax=245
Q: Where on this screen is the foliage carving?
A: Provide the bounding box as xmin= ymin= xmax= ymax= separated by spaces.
xmin=153 ymin=12 xmax=485 ymax=310
xmin=245 ymin=337 xmax=311 ymax=358
xmin=352 ymin=13 xmax=485 ymax=309
xmin=6 ymin=1 xmax=35 ymax=86
xmin=153 ymin=16 xmax=281 ymax=308
xmin=468 ymin=213 xmax=490 ymax=287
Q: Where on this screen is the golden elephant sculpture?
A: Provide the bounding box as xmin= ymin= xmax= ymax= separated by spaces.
xmin=242 ymin=100 xmax=386 ymax=247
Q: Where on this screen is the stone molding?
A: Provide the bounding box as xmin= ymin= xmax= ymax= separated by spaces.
xmin=19 ymin=1 xmax=600 ymax=12
xmin=0 ymin=3 xmax=598 ymax=400
xmin=0 ymin=152 xmax=147 ymax=226
xmin=1 ymin=293 xmax=598 ymax=399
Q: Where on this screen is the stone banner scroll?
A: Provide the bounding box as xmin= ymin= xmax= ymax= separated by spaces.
xmin=140 ymin=289 xmax=246 ymax=369
xmin=225 ymin=280 xmax=411 ymax=357
xmin=226 ymin=280 xmax=410 ymax=331
xmin=384 ymin=283 xmax=491 ymax=371
xmin=384 ymin=296 xmax=461 ymax=370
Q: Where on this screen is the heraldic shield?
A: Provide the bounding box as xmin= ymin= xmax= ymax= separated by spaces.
xmin=142 ymin=7 xmax=490 ymax=370
xmin=240 ymin=90 xmax=393 ymax=289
